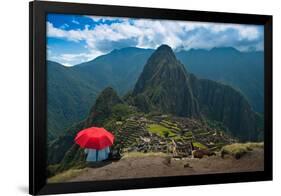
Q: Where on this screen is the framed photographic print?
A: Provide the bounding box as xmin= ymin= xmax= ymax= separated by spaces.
xmin=29 ymin=1 xmax=273 ymax=195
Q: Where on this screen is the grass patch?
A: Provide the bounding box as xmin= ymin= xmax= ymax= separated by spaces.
xmin=170 ymin=126 xmax=181 ymax=132
xmin=193 ymin=142 xmax=208 ymax=150
xmin=184 ymin=131 xmax=193 ymax=137
xmin=147 ymin=124 xmax=175 ymax=138
xmin=48 ymin=168 xmax=85 ymax=183
xmin=162 ymin=120 xmax=177 ymax=126
xmin=221 ymin=142 xmax=263 ymax=159
xmin=172 ymin=135 xmax=184 ymax=141
xmin=245 ymin=142 xmax=264 ymax=148
xmin=122 ymin=151 xmax=168 ymax=159
xmin=160 ymin=120 xmax=181 ymax=132
xmin=196 ymin=132 xmax=211 ymax=137
xmin=194 ymin=129 xmax=208 ymax=134
xmin=182 ymin=136 xmax=193 ymax=141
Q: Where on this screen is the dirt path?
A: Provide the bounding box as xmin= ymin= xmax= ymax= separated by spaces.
xmin=66 ymin=148 xmax=264 ymax=182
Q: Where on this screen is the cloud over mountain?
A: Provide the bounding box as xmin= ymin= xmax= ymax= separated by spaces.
xmin=47 ymin=14 xmax=264 ymax=66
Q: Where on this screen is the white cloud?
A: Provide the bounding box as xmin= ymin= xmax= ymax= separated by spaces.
xmin=71 ymin=19 xmax=79 ymax=25
xmin=47 ymin=22 xmax=84 ymax=42
xmin=86 ymin=16 xmax=128 ymax=23
xmin=60 ymin=23 xmax=69 ymax=29
xmin=48 ymin=51 xmax=104 ymax=67
xmin=47 ymin=17 xmax=264 ymax=66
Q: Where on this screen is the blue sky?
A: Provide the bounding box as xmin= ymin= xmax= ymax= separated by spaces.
xmin=47 ymin=13 xmax=264 ymax=67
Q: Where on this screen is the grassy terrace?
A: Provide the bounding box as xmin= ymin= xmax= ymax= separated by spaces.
xmin=112 ymin=119 xmax=146 ymax=149
xmin=147 ymin=124 xmax=177 ymax=137
xmin=193 ymin=142 xmax=208 ymax=150
xmin=184 ymin=131 xmax=193 ymax=137
xmin=160 ymin=120 xmax=181 ymax=132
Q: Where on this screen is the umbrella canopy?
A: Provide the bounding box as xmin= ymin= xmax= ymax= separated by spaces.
xmin=75 ymin=127 xmax=114 ymax=150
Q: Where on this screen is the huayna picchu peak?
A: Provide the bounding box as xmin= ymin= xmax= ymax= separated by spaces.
xmin=133 ymin=44 xmax=200 ymax=118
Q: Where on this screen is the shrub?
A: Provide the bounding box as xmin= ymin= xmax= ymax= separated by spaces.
xmin=111 ymin=104 xmax=133 ymax=120
xmin=221 ymin=142 xmax=263 ymax=159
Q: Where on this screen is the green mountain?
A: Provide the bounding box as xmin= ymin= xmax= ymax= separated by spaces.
xmin=133 ymin=45 xmax=200 ymax=117
xmin=176 ymin=47 xmax=264 ymax=113
xmin=73 ymin=47 xmax=154 ymax=95
xmin=132 ymin=45 xmax=261 ymax=141
xmin=47 ymin=48 xmax=153 ymax=139
xmin=47 ymin=61 xmax=99 ymax=139
xmin=48 ymin=87 xmax=122 ymax=166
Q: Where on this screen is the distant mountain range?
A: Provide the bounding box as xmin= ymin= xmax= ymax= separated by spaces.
xmin=47 ymin=48 xmax=153 ymax=138
xmin=176 ymin=47 xmax=264 ymax=114
xmin=47 ymin=46 xmax=264 ymax=139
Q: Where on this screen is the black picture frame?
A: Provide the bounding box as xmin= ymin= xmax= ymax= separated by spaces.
xmin=29 ymin=1 xmax=273 ymax=195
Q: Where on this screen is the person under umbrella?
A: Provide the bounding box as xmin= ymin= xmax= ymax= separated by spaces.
xmin=75 ymin=127 xmax=115 ymax=162
xmin=84 ymin=147 xmax=110 ymax=162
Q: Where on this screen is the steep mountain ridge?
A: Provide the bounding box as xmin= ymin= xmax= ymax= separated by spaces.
xmin=133 ymin=45 xmax=200 ymax=117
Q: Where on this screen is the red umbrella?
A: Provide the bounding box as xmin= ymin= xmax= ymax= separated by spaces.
xmin=75 ymin=127 xmax=114 ymax=150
